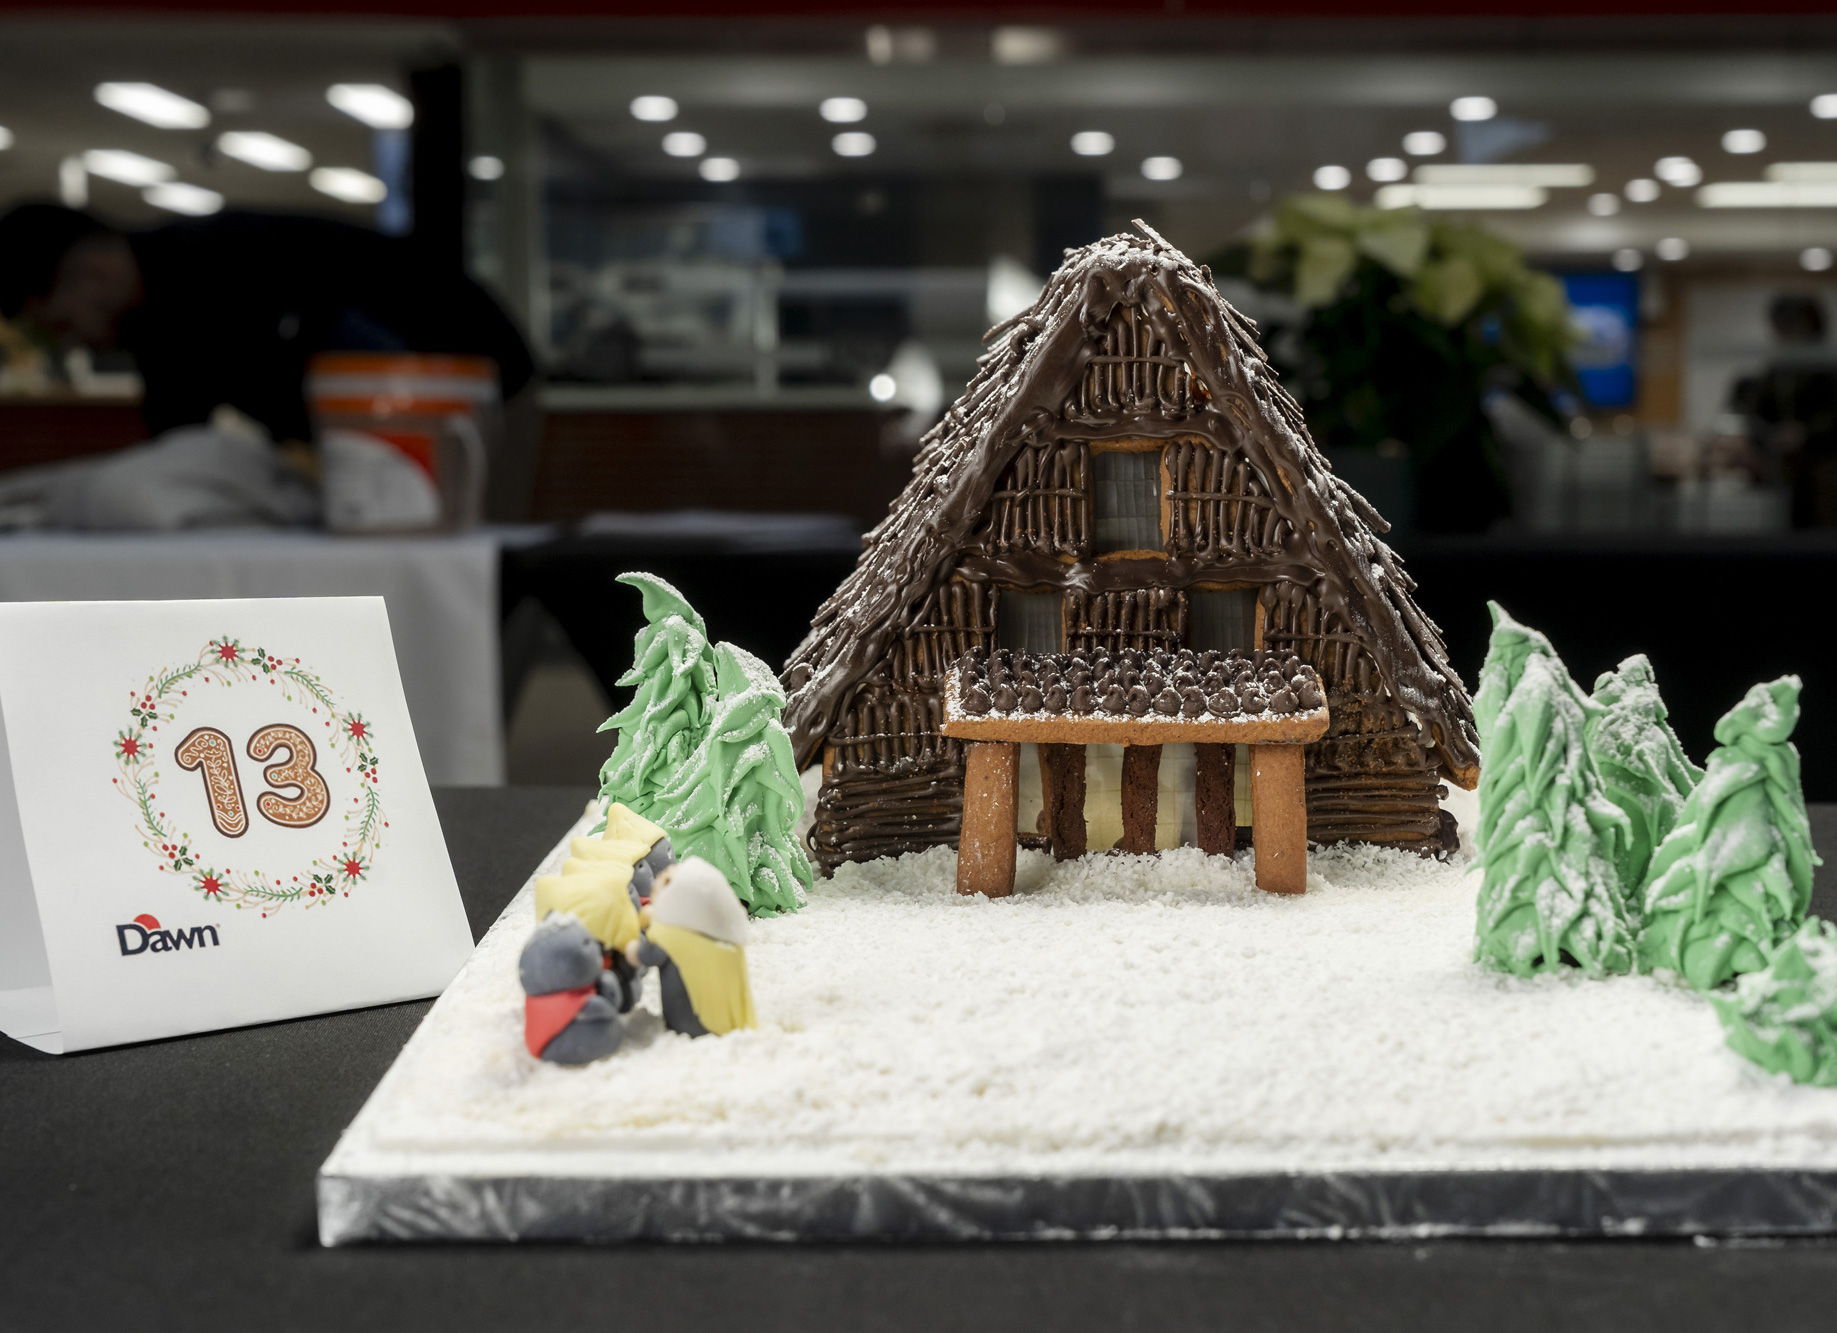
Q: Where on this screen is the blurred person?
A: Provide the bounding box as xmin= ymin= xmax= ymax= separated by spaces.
xmin=0 ymin=202 xmax=540 ymax=520
xmin=1735 ymin=293 xmax=1837 ymax=527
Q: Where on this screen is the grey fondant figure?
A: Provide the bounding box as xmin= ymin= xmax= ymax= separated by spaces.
xmin=520 ymin=918 xmax=625 ymax=1065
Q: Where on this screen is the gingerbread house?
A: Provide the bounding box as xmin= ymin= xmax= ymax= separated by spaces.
xmin=781 ymin=223 xmax=1479 ymax=873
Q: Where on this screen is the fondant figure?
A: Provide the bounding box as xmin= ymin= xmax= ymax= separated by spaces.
xmin=602 ymin=801 xmax=676 ymax=900
xmin=520 ymin=918 xmax=625 ymax=1065
xmin=527 ymin=802 xmax=680 ymax=1024
xmin=624 ymin=856 xmax=756 ymax=1037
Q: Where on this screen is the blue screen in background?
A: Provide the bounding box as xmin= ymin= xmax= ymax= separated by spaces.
xmin=1560 ymin=272 xmax=1639 ymax=409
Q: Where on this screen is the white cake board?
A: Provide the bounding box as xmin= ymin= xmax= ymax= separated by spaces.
xmin=318 ymin=803 xmax=1837 ymax=1244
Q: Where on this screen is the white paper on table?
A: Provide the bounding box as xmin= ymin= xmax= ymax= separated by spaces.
xmin=0 ymin=597 xmax=475 ymax=1053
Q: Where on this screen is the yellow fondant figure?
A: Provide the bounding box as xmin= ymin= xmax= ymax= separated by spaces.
xmin=600 ymin=802 xmax=676 ymax=900
xmin=603 ymin=802 xmax=666 ymax=848
xmin=535 ymin=866 xmax=641 ymax=953
xmin=569 ymin=835 xmax=651 ymax=867
xmin=624 ymin=857 xmax=756 ymax=1036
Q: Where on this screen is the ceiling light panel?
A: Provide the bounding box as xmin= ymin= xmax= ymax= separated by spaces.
xmin=326 ymin=84 xmax=413 ymax=131
xmin=1070 ymin=131 xmax=1115 ymax=157
xmin=832 ymin=132 xmax=876 ymax=157
xmin=310 ymin=166 xmax=387 ymax=204
xmin=1698 ymin=181 xmax=1837 ymax=207
xmin=95 ymin=83 xmax=209 ymax=130
xmin=630 ymin=95 xmax=678 ymax=122
xmin=1141 ymin=156 xmax=1183 ymax=181
xmin=1414 ymin=164 xmax=1593 ymax=187
xmin=1767 ymin=163 xmax=1837 ymax=182
xmin=1450 ymin=96 xmax=1497 ymax=122
xmin=144 ymin=182 xmax=223 ymax=216
xmin=820 ymin=97 xmax=867 ymax=124
xmin=1376 ymin=183 xmax=1547 ymax=210
xmin=82 ymin=149 xmax=174 ymax=186
xmin=217 ymin=131 xmax=310 ymax=172
xmin=1402 ymin=131 xmax=1446 ymax=156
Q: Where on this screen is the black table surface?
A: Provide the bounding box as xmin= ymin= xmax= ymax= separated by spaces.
xmin=9 ymin=788 xmax=1837 ymax=1332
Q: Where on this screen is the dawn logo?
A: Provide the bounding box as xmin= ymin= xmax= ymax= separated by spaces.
xmin=116 ymin=912 xmax=221 ymax=957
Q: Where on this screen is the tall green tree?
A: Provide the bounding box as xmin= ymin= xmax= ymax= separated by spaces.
xmin=597 ymin=573 xmax=719 ymax=817
xmin=597 ymin=572 xmax=810 ymax=916
xmin=1711 ymin=917 xmax=1837 ymax=1086
xmin=1586 ymin=654 xmax=1703 ymax=908
xmin=649 ymin=643 xmax=812 ymax=917
xmin=1472 ymin=603 xmax=1633 ymax=977
xmin=1638 ymin=677 xmax=1818 ymax=990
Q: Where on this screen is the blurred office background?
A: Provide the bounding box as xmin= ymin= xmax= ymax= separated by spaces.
xmin=2 ymin=5 xmax=1836 ymax=791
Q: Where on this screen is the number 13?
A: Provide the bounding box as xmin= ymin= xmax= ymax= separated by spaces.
xmin=176 ymin=724 xmax=330 ymax=838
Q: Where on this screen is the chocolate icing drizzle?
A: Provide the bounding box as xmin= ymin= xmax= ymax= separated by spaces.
xmin=780 ymin=222 xmax=1478 ymax=787
xmin=957 ymin=648 xmax=1318 ymax=721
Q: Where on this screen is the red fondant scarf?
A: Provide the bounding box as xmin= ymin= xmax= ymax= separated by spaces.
xmin=525 ymin=984 xmax=595 ymax=1057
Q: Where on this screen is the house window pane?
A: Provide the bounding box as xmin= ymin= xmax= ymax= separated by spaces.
xmin=997 ymin=589 xmax=1062 ymax=654
xmin=1093 ymin=449 xmax=1162 ymax=553
xmin=1189 ymin=588 xmax=1256 ymax=652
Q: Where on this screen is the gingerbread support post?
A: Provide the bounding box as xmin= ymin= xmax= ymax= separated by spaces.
xmin=1119 ymin=744 xmax=1162 ymax=854
xmin=958 ymin=740 xmax=1019 ymax=897
xmin=1194 ymin=742 xmax=1236 ymax=856
xmin=1038 ymin=742 xmax=1087 ymax=860
xmin=1249 ymin=743 xmax=1308 ymax=894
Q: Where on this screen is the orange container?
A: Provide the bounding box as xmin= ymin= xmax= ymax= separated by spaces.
xmin=308 ymin=353 xmax=499 ymax=533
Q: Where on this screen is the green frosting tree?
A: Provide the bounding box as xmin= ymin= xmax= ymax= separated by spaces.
xmin=597 ymin=573 xmax=719 ymax=816
xmin=1586 ymin=654 xmax=1703 ymax=907
xmin=648 ymin=642 xmax=813 ymax=917
xmin=1710 ymin=917 xmax=1837 ymax=1086
xmin=596 ymin=572 xmax=811 ymax=917
xmin=1637 ymin=676 xmax=1817 ymax=990
xmin=1472 ymin=603 xmax=1633 ymax=977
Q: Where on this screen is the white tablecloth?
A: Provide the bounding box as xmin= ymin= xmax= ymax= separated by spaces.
xmin=0 ymin=531 xmax=514 ymax=785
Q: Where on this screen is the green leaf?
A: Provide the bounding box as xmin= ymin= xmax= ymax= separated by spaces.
xmin=1353 ymin=209 xmax=1430 ymax=278
xmin=1412 ymin=256 xmax=1485 ymax=325
xmin=1278 ymin=192 xmax=1358 ymax=238
xmin=1295 ymin=235 xmax=1358 ymax=308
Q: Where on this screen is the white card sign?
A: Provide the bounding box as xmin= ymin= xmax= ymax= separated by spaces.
xmin=0 ymin=597 xmax=475 ymax=1053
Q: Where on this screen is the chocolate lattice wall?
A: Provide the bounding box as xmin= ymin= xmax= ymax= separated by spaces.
xmin=789 ymin=227 xmax=1479 ymax=872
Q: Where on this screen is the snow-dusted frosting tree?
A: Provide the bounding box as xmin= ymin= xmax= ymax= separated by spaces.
xmin=1472 ymin=603 xmax=1633 ymax=977
xmin=1711 ymin=917 xmax=1837 ymax=1086
xmin=1638 ymin=676 xmax=1817 ymax=990
xmin=597 ymin=573 xmax=719 ymax=817
xmin=1586 ymin=654 xmax=1702 ymax=907
xmin=597 ymin=573 xmax=810 ymax=916
xmin=649 ymin=642 xmax=813 ymax=917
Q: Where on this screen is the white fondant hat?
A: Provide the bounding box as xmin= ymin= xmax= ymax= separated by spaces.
xmin=647 ymin=856 xmax=748 ymax=946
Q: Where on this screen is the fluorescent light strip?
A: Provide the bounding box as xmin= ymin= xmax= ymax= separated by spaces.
xmin=143 ymin=182 xmax=223 ymax=216
xmin=82 ymin=149 xmax=174 ymax=187
xmin=1698 ymin=181 xmax=1837 ymax=208
xmin=1413 ymin=163 xmax=1593 ymax=187
xmin=1766 ymin=162 xmax=1837 ymax=182
xmin=326 ymin=84 xmax=413 ymax=131
xmin=95 ymin=82 xmax=209 ymax=130
xmin=217 ymin=131 xmax=311 ymax=172
xmin=310 ymin=166 xmax=387 ymax=204
xmin=1376 ymin=183 xmax=1547 ymax=210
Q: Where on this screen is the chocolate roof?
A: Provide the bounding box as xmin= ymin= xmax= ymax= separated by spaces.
xmin=780 ymin=222 xmax=1480 ymax=788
